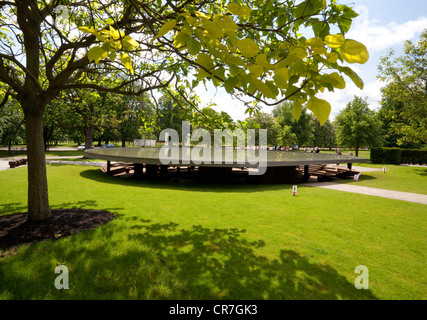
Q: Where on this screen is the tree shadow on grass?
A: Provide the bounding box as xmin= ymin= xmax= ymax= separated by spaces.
xmin=0 ymin=215 xmax=377 ymax=300
xmin=0 ymin=202 xmax=28 ymax=215
xmin=414 ymin=168 xmax=427 ymax=177
xmin=125 ymin=220 xmax=377 ymax=300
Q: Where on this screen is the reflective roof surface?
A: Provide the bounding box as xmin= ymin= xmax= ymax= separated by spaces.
xmin=85 ymin=147 xmax=368 ymax=167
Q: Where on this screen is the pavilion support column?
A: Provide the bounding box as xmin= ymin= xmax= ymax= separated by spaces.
xmin=146 ymin=164 xmax=158 ymax=179
xmin=303 ymin=165 xmax=310 ymax=182
xmin=133 ymin=163 xmax=143 ymax=179
xmin=107 ymin=161 xmax=111 ymax=174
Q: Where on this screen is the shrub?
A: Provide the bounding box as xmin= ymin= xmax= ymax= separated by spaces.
xmin=371 ymin=147 xmax=402 ymax=164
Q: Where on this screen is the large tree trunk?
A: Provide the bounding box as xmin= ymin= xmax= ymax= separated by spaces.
xmin=25 ymin=111 xmax=51 ymax=221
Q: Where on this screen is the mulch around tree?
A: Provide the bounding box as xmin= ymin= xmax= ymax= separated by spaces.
xmin=0 ymin=209 xmax=115 ymax=255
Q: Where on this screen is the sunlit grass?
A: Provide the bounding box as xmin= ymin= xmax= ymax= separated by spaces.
xmin=0 ymin=164 xmax=426 ymax=300
xmin=335 ymin=163 xmax=427 ymax=195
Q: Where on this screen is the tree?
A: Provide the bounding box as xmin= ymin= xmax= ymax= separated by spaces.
xmin=335 ymin=96 xmax=382 ymax=156
xmin=312 ymin=117 xmax=336 ymax=149
xmin=273 ymin=102 xmax=314 ymax=146
xmin=153 ymin=95 xmax=188 ymax=139
xmin=54 ymin=88 xmax=119 ymax=150
xmin=117 ymin=94 xmax=153 ymax=147
xmin=377 ymin=30 xmax=427 ymax=147
xmin=244 ymin=112 xmax=279 ymax=146
xmin=0 ymin=99 xmax=25 ymax=156
xmin=0 ymin=0 xmax=368 ymax=221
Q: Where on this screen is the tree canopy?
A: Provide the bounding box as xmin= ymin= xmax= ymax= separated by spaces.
xmin=335 ymin=96 xmax=382 ymax=156
xmin=377 ymin=30 xmax=427 ymax=147
xmin=0 ymin=0 xmax=368 ymax=221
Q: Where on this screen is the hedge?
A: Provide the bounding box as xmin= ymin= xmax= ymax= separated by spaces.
xmin=401 ymin=149 xmax=427 ymax=165
xmin=371 ymin=147 xmax=401 ymax=164
xmin=371 ymin=147 xmax=427 ymax=165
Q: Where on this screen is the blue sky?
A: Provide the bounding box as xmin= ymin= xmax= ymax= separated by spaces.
xmin=199 ymin=0 xmax=427 ymax=121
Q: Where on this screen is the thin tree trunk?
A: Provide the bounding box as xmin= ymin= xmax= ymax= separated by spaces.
xmin=25 ymin=112 xmax=51 ymax=221
xmin=8 ymin=139 xmax=11 ymax=157
xmin=355 ymin=145 xmax=359 ymax=157
xmin=84 ymin=127 xmax=95 ymax=149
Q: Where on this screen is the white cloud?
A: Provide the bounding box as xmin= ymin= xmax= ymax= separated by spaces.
xmin=317 ymin=78 xmax=385 ymax=120
xmin=348 ymin=6 xmax=427 ymax=51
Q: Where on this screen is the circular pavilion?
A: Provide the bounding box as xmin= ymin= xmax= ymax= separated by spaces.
xmin=84 ymin=147 xmax=368 ymax=184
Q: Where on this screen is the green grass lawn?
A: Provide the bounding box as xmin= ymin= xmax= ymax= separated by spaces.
xmin=0 ymin=164 xmax=426 ymax=300
xmin=337 ymin=163 xmax=427 ymax=195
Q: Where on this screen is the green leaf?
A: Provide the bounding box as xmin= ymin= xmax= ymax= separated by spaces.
xmin=119 ymin=52 xmax=134 ymax=74
xmin=78 ymin=26 xmax=97 ymax=34
xmin=320 ymin=72 xmax=346 ymax=90
xmin=186 ymin=37 xmax=201 ymax=55
xmin=290 ymin=46 xmax=307 ymax=60
xmin=88 ymin=46 xmax=109 ymax=63
xmin=327 ymin=52 xmax=338 ymax=63
xmin=248 ymin=64 xmax=264 ymax=77
xmin=227 ymin=3 xmax=251 ymax=19
xmin=273 ymin=68 xmax=289 ymax=89
xmin=255 ymin=80 xmax=275 ymax=99
xmin=306 ymin=97 xmax=331 ymax=125
xmin=236 ymin=38 xmax=260 ymax=58
xmin=305 ymin=37 xmax=324 ymax=49
xmin=341 ymin=40 xmax=369 ymax=64
xmin=122 ymin=35 xmax=139 ymax=50
xmin=221 ymin=15 xmax=238 ymax=32
xmin=239 ymin=5 xmax=252 ymax=19
xmin=196 ymin=53 xmax=214 ymax=69
xmin=227 ymin=3 xmax=241 ymax=15
xmin=154 ymin=20 xmax=176 ymax=39
xmin=291 ymin=103 xmax=303 ymax=121
xmin=202 ymin=18 xmax=223 ymax=39
xmin=338 ymin=66 xmax=364 ymax=89
xmin=174 ymin=31 xmax=190 ymax=49
xmin=324 ymin=34 xmax=345 ymax=48
xmin=255 ymin=53 xmax=271 ymax=68
xmin=224 ymin=77 xmax=239 ymax=93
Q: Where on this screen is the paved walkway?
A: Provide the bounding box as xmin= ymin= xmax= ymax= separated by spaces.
xmin=0 ymin=157 xmax=105 ymax=171
xmin=305 ymin=182 xmax=427 ymax=205
xmin=0 ymin=160 xmax=10 ymax=171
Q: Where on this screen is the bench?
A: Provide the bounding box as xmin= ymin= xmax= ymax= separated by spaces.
xmin=100 ymin=162 xmax=133 ymax=175
xmin=8 ymin=158 xmax=27 ymax=168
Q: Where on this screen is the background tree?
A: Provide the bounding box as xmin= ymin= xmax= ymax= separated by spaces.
xmin=312 ymin=117 xmax=336 ymax=149
xmin=244 ymin=112 xmax=279 ymax=146
xmin=0 ymin=98 xmax=25 ymax=156
xmin=0 ymin=0 xmax=368 ymax=221
xmin=377 ymin=30 xmax=427 ymax=147
xmin=152 ymin=95 xmax=188 ymax=139
xmin=335 ymin=96 xmax=382 ymax=156
xmin=117 ymin=94 xmax=152 ymax=147
xmin=273 ymin=102 xmax=314 ymax=146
